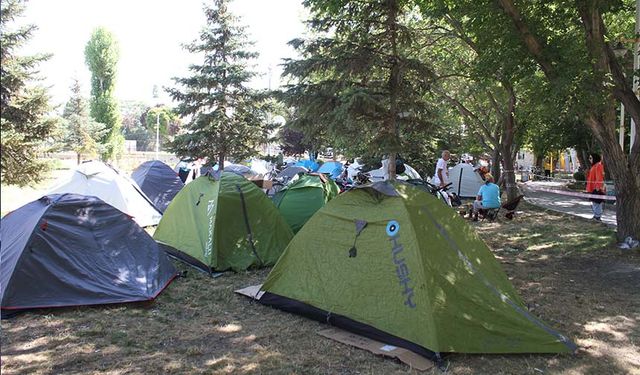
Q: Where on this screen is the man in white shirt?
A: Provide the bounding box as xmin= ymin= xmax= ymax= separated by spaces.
xmin=432 ymin=150 xmax=451 ymax=187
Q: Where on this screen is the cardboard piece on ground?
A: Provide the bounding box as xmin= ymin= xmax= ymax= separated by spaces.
xmin=318 ymin=327 xmax=434 ymax=372
xmin=249 ymin=178 xmax=273 ymax=189
xmin=234 ymin=284 xmax=264 ymax=300
xmin=236 ymin=284 xmax=433 ymax=371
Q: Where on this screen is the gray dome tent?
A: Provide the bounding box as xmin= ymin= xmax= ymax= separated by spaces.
xmin=1 ymin=194 xmax=177 ymax=318
xmin=132 ymin=160 xmax=184 ymax=212
xmin=276 ymin=166 xmax=308 ymax=180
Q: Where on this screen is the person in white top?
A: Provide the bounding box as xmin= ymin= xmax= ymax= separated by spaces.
xmin=432 ymin=150 xmax=451 ymax=187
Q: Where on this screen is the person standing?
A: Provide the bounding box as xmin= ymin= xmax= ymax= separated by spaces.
xmin=432 ymin=150 xmax=451 ymax=187
xmin=586 ymin=153 xmax=605 ymax=221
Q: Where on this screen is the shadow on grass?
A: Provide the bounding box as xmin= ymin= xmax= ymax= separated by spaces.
xmin=2 ymin=201 xmax=639 ymax=374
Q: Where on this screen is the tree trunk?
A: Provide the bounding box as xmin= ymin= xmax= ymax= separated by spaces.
xmin=491 ymin=148 xmax=501 ymax=184
xmin=218 ymin=152 xmax=225 ymax=172
xmin=386 ymin=0 xmax=399 ymax=181
xmin=500 ymin=145 xmax=519 ymax=201
xmin=498 ymin=0 xmax=640 ymax=240
xmin=77 ymin=153 xmax=81 ymax=165
xmin=577 ymin=4 xmax=640 ymax=240
xmin=585 ymin=113 xmax=640 ymax=241
xmin=499 ymin=81 xmax=519 ymax=201
xmin=575 ymin=147 xmax=588 ymax=172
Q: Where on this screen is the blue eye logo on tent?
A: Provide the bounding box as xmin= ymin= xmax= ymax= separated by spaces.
xmin=386 ymin=220 xmax=400 ymax=237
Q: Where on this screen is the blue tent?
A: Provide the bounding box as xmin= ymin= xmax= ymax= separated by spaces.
xmin=294 ymin=159 xmax=319 ymax=172
xmin=132 ymin=160 xmax=184 ymax=212
xmin=317 ymin=161 xmax=343 ymax=179
xmin=1 ymin=194 xmax=177 ymax=317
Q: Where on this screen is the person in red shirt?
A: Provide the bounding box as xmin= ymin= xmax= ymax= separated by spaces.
xmin=586 ymin=153 xmax=605 ymax=221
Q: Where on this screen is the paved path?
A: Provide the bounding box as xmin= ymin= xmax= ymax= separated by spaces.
xmin=519 ymin=181 xmax=617 ymax=227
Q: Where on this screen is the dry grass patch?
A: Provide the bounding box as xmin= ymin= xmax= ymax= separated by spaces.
xmin=2 ymin=202 xmax=639 ymax=374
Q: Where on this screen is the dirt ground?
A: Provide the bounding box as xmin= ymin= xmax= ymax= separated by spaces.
xmin=2 ymin=202 xmax=639 ymax=374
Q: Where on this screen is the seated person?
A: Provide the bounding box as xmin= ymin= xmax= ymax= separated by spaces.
xmin=472 ymin=173 xmax=501 ymax=221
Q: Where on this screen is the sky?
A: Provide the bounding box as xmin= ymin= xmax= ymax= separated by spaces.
xmin=20 ymin=0 xmax=308 ymax=109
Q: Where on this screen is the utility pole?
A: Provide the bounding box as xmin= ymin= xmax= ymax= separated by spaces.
xmin=153 ymin=85 xmax=160 ymax=160
xmin=155 ymin=112 xmax=160 ymax=160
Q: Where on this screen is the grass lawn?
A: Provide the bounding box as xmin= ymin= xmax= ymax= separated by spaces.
xmin=1 ymin=202 xmax=639 ymax=374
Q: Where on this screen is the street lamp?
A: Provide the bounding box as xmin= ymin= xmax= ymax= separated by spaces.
xmin=155 ymin=110 xmax=160 ymax=160
xmin=613 ymin=41 xmax=628 ymax=58
xmin=152 ymin=85 xmax=161 ymax=160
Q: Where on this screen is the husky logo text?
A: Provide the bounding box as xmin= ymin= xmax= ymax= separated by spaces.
xmin=204 ymin=199 xmax=215 ymax=260
xmin=386 ymin=220 xmax=416 ymax=308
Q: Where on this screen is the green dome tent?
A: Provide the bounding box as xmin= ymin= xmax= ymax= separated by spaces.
xmin=259 ymin=181 xmax=575 ymax=361
xmin=272 ymin=173 xmax=340 ymax=233
xmin=154 ymin=172 xmax=294 ymax=273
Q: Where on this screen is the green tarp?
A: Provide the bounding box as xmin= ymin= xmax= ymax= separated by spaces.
xmin=260 ymin=181 xmax=575 ymax=357
xmin=154 ymin=172 xmax=293 ymax=272
xmin=272 ymin=174 xmax=340 ymax=233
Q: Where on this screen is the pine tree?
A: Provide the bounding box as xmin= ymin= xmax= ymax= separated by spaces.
xmin=282 ymin=0 xmax=436 ymax=179
xmin=167 ymin=0 xmax=273 ymax=169
xmin=0 ymin=0 xmax=57 ymax=186
xmin=61 ymin=78 xmax=107 ymax=164
xmin=84 ymin=27 xmax=124 ymax=162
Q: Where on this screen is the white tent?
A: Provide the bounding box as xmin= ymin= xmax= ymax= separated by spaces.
xmin=48 ymin=161 xmax=162 ymax=227
xmin=449 ymin=163 xmax=485 ymax=198
xmin=249 ymin=159 xmax=273 ymax=177
xmin=216 ymin=162 xmax=257 ymax=178
xmin=368 ymin=159 xmax=421 ymax=182
xmin=175 ymin=159 xmax=201 ymax=184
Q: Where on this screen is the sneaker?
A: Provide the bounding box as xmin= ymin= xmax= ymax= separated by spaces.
xmin=593 ymin=217 xmax=602 ymax=222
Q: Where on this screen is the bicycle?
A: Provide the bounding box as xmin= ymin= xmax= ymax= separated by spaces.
xmin=406 ymin=180 xmax=458 ymax=207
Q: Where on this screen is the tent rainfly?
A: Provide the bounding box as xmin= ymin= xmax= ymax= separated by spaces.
xmin=259 ymin=181 xmax=576 ymax=362
xmin=449 ymin=163 xmax=485 ymax=198
xmin=317 ymin=161 xmax=344 ymax=179
xmin=276 ymin=166 xmax=308 ymax=181
xmin=48 ymin=161 xmax=162 ymax=227
xmin=1 ymin=194 xmax=177 ymax=318
xmin=153 ymin=172 xmax=294 ymax=273
xmin=132 ymin=160 xmax=184 ymax=212
xmin=272 ymin=173 xmax=340 ymax=233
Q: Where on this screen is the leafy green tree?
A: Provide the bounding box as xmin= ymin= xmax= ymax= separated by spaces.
xmin=84 ymin=27 xmax=124 ymax=161
xmin=61 ymin=78 xmax=107 ymax=164
xmin=0 ymin=0 xmax=57 ymax=186
xmin=421 ymin=0 xmax=639 ymax=239
xmin=415 ymin=4 xmax=537 ymax=200
xmin=120 ymin=100 xmax=148 ymax=131
xmin=167 ymin=0 xmax=274 ymax=168
xmin=499 ymin=0 xmax=638 ymax=239
xmin=119 ymin=100 xmax=151 ymax=151
xmin=144 ymin=106 xmax=180 ymax=151
xmin=282 ymin=0 xmax=437 ymax=179
xmin=278 ymin=125 xmax=311 ymax=156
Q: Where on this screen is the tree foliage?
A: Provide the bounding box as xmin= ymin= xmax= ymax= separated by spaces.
xmin=143 ymin=106 xmax=181 ymax=152
xmin=120 ymin=100 xmax=152 ymax=151
xmin=420 ymin=0 xmax=639 ymax=239
xmin=278 ymin=125 xmax=311 ymax=156
xmin=167 ymin=0 xmax=274 ymax=168
xmin=84 ymin=27 xmax=124 ymax=161
xmin=61 ymin=78 xmax=107 ymax=163
xmin=0 ymin=0 xmax=57 ymax=186
xmin=281 ymin=0 xmax=438 ymax=178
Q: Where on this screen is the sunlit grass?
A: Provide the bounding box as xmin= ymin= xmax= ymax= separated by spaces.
xmin=1 ymin=201 xmax=638 ymax=375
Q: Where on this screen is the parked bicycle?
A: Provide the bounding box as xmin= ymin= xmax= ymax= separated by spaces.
xmin=406 ymin=180 xmax=460 ymax=207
